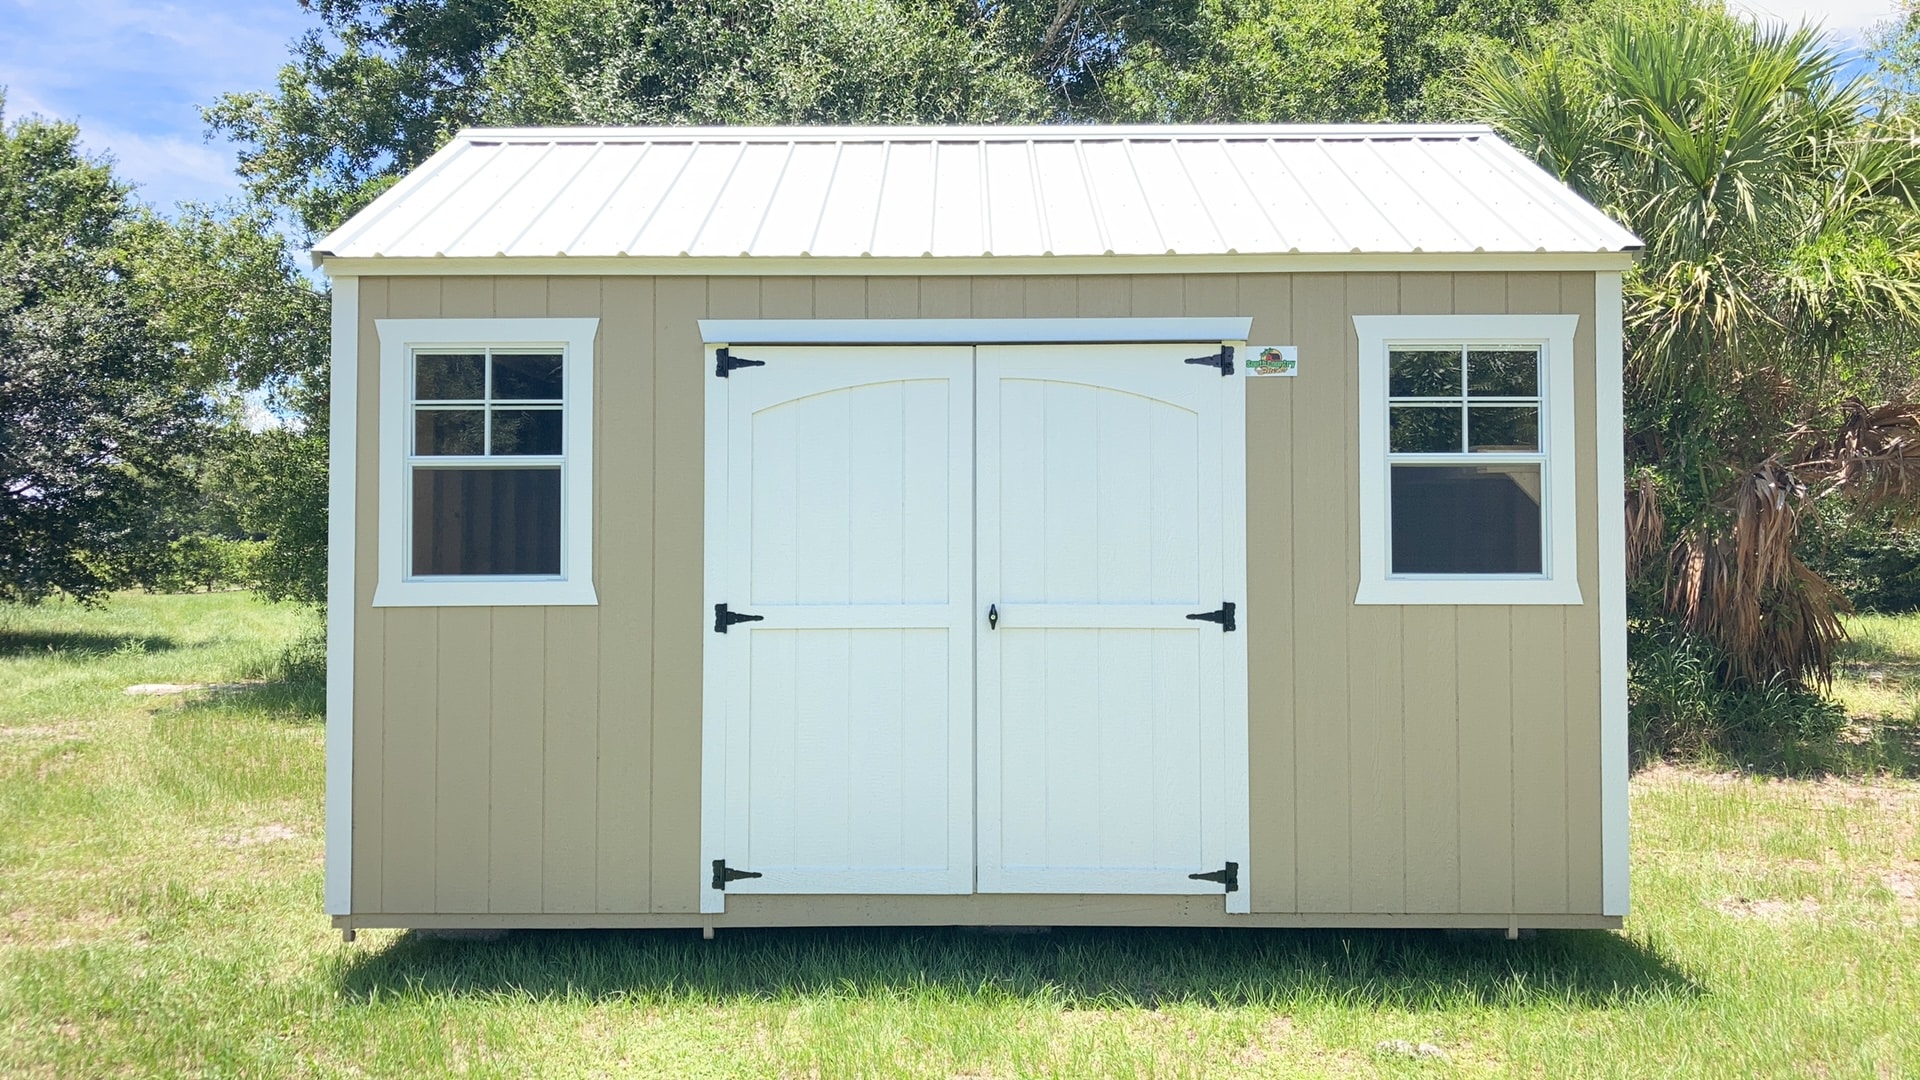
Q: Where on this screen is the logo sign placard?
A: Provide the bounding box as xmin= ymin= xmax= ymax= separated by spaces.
xmin=1246 ymin=345 xmax=1298 ymax=377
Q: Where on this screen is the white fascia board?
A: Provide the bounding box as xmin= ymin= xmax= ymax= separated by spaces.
xmin=1596 ymin=271 xmax=1629 ymax=918
xmin=314 ymin=253 xmax=1639 ymax=277
xmin=324 ymin=277 xmax=359 ymax=916
xmin=699 ymin=317 xmax=1254 ymax=345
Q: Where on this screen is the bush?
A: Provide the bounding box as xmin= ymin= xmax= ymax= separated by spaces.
xmin=147 ymin=536 xmax=264 ymax=594
xmin=1629 ymin=619 xmax=1847 ymax=770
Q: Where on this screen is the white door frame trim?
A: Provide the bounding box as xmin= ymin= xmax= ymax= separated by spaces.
xmin=699 ymin=317 xmax=1254 ymax=345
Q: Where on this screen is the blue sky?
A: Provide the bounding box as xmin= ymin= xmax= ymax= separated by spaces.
xmin=0 ymin=0 xmax=1906 ymax=212
xmin=0 ymin=0 xmax=313 ymax=209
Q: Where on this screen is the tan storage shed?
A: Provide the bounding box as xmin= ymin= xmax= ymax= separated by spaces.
xmin=316 ymin=124 xmax=1640 ymax=935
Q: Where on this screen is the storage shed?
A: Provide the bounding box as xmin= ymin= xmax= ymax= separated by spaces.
xmin=316 ymin=124 xmax=1640 ymax=935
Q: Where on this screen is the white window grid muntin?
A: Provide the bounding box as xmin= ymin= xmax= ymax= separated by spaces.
xmin=403 ymin=344 xmax=571 ymax=584
xmin=1381 ymin=338 xmax=1554 ymax=582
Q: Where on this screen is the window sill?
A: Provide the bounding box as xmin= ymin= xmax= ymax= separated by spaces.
xmin=1354 ymin=577 xmax=1583 ymax=606
xmin=371 ymin=578 xmax=599 ymax=608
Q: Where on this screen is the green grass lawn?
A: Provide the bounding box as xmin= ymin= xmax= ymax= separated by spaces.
xmin=1 ymin=593 xmax=1916 ymax=1077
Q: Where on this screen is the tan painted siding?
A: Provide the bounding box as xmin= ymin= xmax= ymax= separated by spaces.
xmin=351 ymin=272 xmax=1607 ymax=920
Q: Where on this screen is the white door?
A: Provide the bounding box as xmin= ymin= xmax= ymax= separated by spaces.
xmin=976 ymin=344 xmax=1249 ymax=907
xmin=702 ymin=346 xmax=975 ymax=908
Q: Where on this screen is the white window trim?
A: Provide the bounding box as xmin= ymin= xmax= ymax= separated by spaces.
xmin=372 ymin=317 xmax=599 ymax=607
xmin=1354 ymin=313 xmax=1582 ymax=606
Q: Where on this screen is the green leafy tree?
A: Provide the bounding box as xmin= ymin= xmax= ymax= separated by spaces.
xmin=0 ymin=99 xmax=211 ymax=603
xmin=1471 ymin=0 xmax=1920 ymax=687
xmin=1094 ymin=0 xmax=1576 ymax=123
xmin=117 ymin=203 xmax=331 ymax=605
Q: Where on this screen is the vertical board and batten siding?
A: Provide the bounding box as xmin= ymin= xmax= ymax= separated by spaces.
xmin=352 ymin=271 xmax=1604 ymax=920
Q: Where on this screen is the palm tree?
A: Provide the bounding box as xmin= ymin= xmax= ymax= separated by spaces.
xmin=1471 ymin=0 xmax=1920 ymax=687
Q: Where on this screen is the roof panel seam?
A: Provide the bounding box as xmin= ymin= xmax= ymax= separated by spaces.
xmin=804 ymin=141 xmax=847 ymax=257
xmin=743 ymin=141 xmax=799 ymax=256
xmin=438 ymin=140 xmax=558 ymax=256
xmin=1074 ymin=140 xmax=1114 ymax=256
xmin=1168 ymin=141 xmax=1231 ymax=254
xmin=1027 ymin=141 xmax=1055 ymax=256
xmin=558 ymin=141 xmax=652 ymax=255
xmin=622 ymin=142 xmax=701 ymax=254
xmin=316 ymin=137 xmax=473 ymax=256
xmin=684 ymin=143 xmax=752 ymax=256
xmin=503 ymin=141 xmax=607 ymax=256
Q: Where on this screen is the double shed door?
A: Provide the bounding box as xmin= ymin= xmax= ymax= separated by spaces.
xmin=702 ymin=343 xmax=1249 ymax=914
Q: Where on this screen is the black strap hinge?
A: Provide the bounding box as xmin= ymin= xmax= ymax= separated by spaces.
xmin=712 ymin=859 xmax=763 ymax=890
xmin=1183 ymin=345 xmax=1234 ymax=376
xmin=1185 ymin=601 xmax=1236 ymax=632
xmin=1188 ymin=861 xmax=1239 ymax=892
xmin=713 ymin=603 xmax=765 ymax=633
xmin=716 ymin=347 xmax=765 ymax=377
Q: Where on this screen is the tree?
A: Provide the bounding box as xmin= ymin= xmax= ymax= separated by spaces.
xmin=1471 ymin=0 xmax=1920 ymax=687
xmin=117 ymin=202 xmax=332 ymax=605
xmin=1093 ymin=0 xmax=1576 ymax=124
xmin=0 ymin=99 xmax=211 ymax=603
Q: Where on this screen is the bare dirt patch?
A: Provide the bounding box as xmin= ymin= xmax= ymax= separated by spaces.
xmin=219 ymin=824 xmax=299 ymax=847
xmin=124 ymin=681 xmax=266 ymax=697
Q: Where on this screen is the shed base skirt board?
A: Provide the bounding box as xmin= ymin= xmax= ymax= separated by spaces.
xmin=333 ymin=907 xmax=1621 ymax=932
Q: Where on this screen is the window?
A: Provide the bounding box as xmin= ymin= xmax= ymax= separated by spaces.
xmin=373 ymin=318 xmax=598 ymax=606
xmin=1354 ymin=314 xmax=1581 ymax=605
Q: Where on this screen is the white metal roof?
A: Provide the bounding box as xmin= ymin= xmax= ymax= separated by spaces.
xmin=314 ymin=124 xmax=1640 ymax=264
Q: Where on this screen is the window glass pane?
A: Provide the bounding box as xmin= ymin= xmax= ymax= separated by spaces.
xmin=1389 ymin=349 xmax=1460 ymax=398
xmin=491 ymin=409 xmax=563 ymax=455
xmin=492 ymin=353 xmax=564 ymax=400
xmin=1390 ymin=406 xmax=1461 ymax=453
xmin=1390 ymin=463 xmax=1542 ymax=574
xmin=1467 ymin=406 xmax=1539 ymax=452
xmin=1467 ymin=348 xmax=1538 ymax=397
xmin=416 ymin=354 xmax=485 ymax=400
xmin=412 ymin=467 xmax=561 ymax=576
xmin=415 ymin=409 xmax=484 ymax=455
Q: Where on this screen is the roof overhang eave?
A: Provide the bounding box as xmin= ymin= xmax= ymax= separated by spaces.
xmin=311 ymin=250 xmax=1641 ymax=278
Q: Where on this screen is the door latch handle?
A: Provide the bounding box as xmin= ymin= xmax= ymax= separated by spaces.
xmin=987 ymin=604 xmax=998 ymax=630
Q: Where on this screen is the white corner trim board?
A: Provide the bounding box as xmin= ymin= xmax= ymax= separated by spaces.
xmin=1596 ymin=272 xmax=1630 ymax=917
xmin=370 ymin=317 xmax=600 ymax=608
xmin=699 ymin=317 xmax=1256 ymax=345
xmin=324 ymin=276 xmax=358 ymax=917
xmin=1352 ymin=313 xmax=1583 ymax=606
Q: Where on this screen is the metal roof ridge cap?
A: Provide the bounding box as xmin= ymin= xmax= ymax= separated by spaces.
xmin=446 ymin=122 xmax=1504 ymax=143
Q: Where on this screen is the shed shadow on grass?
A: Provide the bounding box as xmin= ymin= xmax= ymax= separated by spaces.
xmin=0 ymin=629 xmax=179 ymax=659
xmin=174 ymin=632 xmax=326 ymax=725
xmin=338 ymin=924 xmax=1697 ymax=1010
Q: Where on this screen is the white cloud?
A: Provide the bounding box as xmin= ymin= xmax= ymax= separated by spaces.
xmin=0 ymin=0 xmax=312 ymax=208
xmin=1729 ymin=0 xmax=1905 ymax=44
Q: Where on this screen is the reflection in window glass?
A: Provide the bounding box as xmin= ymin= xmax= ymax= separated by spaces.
xmin=415 ymin=410 xmax=484 ymax=455
xmin=492 ymin=354 xmax=564 ymax=400
xmin=415 ymin=354 xmax=486 ymax=400
xmin=1389 ymin=349 xmax=1459 ymax=397
xmin=409 ymin=347 xmax=568 ymax=578
xmin=1467 ymin=349 xmax=1538 ymax=397
xmin=1390 ymin=464 xmax=1542 ymax=574
xmin=491 ymin=409 xmax=563 ymax=455
xmin=412 ymin=467 xmax=562 ymax=575
xmin=1390 ymin=406 xmax=1462 ymax=453
xmin=1467 ymin=406 xmax=1538 ymax=452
